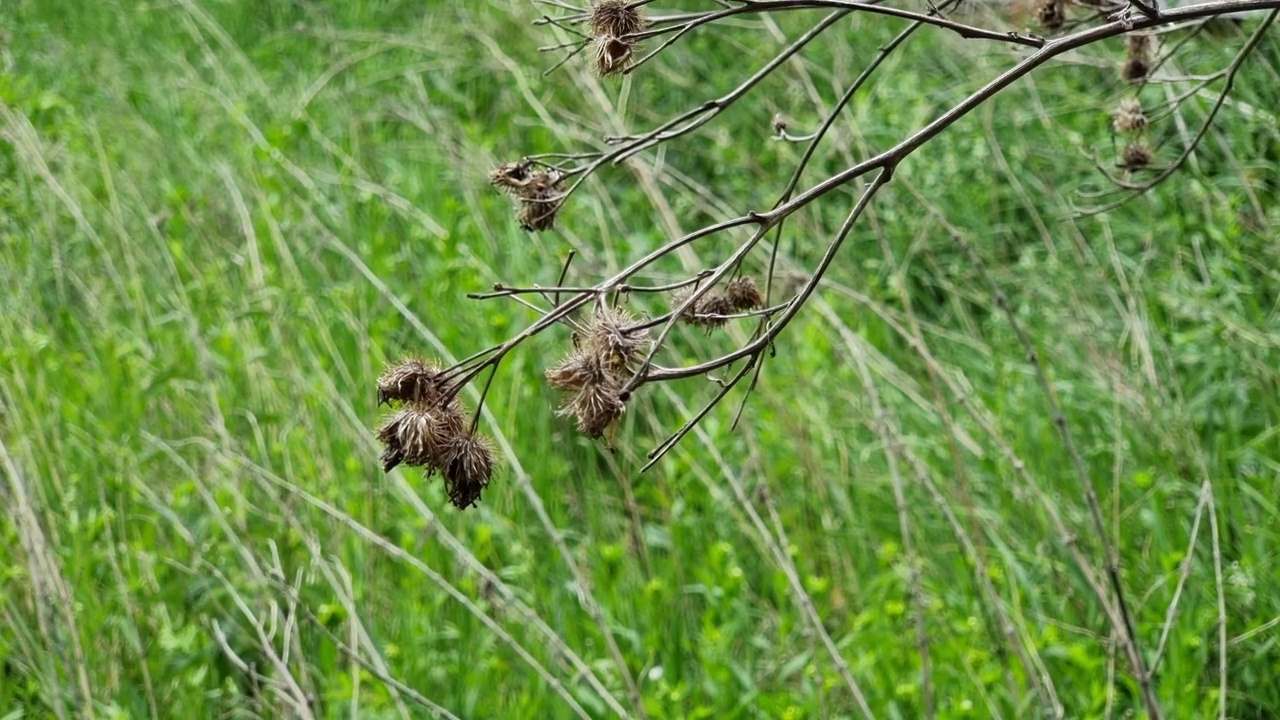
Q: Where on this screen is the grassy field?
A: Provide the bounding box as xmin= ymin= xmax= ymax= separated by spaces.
xmin=1 ymin=1 xmax=1278 ymax=717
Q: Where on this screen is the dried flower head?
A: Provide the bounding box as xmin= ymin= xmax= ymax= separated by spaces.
xmin=375 ymin=401 xmax=467 ymax=472
xmin=1119 ymin=142 xmax=1154 ymax=171
xmin=544 ymin=304 xmax=647 ymax=439
xmin=589 ymin=0 xmax=648 ymax=38
xmin=558 ymin=377 xmax=626 ymax=438
xmin=1121 ymin=57 xmax=1150 ymax=83
xmin=588 ymin=1 xmax=648 ymax=76
xmin=725 ymin=276 xmax=764 ymax=312
xmin=1126 ymin=32 xmax=1153 ymax=60
xmin=440 ymin=434 xmax=495 ymax=509
xmin=515 ymin=171 xmax=564 ymax=232
xmin=679 ymin=291 xmax=734 ymax=330
xmin=1113 ymin=98 xmax=1148 ymax=133
xmin=593 ymin=36 xmax=633 ymax=76
xmin=586 ymin=305 xmax=649 ymax=374
xmin=1122 ymin=32 xmax=1153 ymax=82
xmin=546 ymin=351 xmax=609 ymax=392
xmin=1036 ymin=0 xmax=1065 ymax=30
xmin=377 ymin=358 xmax=449 ymax=406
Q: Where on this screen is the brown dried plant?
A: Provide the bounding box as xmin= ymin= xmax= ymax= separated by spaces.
xmin=375 ymin=358 xmax=495 ymax=509
xmin=588 ymin=0 xmax=649 ymax=76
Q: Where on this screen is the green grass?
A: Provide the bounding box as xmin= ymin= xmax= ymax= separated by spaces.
xmin=1 ymin=1 xmax=1278 ymax=718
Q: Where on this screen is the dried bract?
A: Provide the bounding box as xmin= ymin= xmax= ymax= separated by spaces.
xmin=1113 ymin=98 xmax=1148 ymax=133
xmin=545 ymin=303 xmax=645 ymax=439
xmin=1119 ymin=142 xmax=1154 ymax=171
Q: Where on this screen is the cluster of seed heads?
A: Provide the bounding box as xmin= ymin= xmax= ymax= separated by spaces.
xmin=546 ymin=305 xmax=650 ymax=438
xmin=490 ymin=161 xmax=564 ymax=231
xmin=675 ymin=276 xmax=765 ymax=330
xmin=1122 ymin=33 xmax=1153 ymax=82
xmin=589 ymin=0 xmax=649 ymax=76
xmin=375 ymin=359 xmax=495 ymax=509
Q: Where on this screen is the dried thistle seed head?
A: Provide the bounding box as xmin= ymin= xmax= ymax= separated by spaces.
xmin=518 ymin=197 xmax=562 ymax=232
xmin=589 ymin=0 xmax=648 ymax=38
xmin=586 ymin=305 xmax=649 ymax=373
xmin=691 ymin=292 xmax=736 ymax=329
xmin=593 ymin=36 xmax=633 ymax=76
xmin=440 ymin=434 xmax=495 ymax=509
xmin=725 ymin=276 xmax=764 ymax=312
xmin=1126 ymin=32 xmax=1153 ymax=61
xmin=489 ymin=161 xmax=533 ymax=193
xmin=546 ymin=352 xmax=608 ymax=392
xmin=377 ymin=358 xmax=448 ymax=406
xmin=559 ymin=380 xmax=626 ymax=439
xmin=513 ymin=171 xmax=564 ymax=232
xmin=1036 ymin=0 xmax=1065 ymax=30
xmin=375 ymin=402 xmax=466 ymax=473
xmin=1121 ymin=57 xmax=1150 ymax=83
xmin=1113 ymin=98 xmax=1148 ymax=133
xmin=1119 ymin=142 xmax=1154 ymax=171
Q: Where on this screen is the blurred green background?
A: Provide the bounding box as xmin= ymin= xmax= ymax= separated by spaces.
xmin=1 ymin=1 xmax=1278 ymax=717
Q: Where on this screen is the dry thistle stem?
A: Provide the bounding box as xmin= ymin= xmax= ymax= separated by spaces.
xmin=1119 ymin=142 xmax=1155 ymax=171
xmin=588 ymin=0 xmax=648 ymax=76
xmin=1113 ymin=98 xmax=1148 ymax=133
